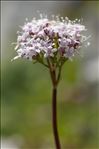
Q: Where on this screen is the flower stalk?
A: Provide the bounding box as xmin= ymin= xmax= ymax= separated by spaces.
xmin=47 ymin=58 xmax=62 ymax=149
xmin=52 ymin=87 xmax=61 ymax=149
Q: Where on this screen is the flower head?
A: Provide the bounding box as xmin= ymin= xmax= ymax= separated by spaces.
xmin=12 ymin=15 xmax=90 ymax=63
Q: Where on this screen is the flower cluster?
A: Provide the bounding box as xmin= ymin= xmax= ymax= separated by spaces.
xmin=13 ymin=15 xmax=90 ymax=63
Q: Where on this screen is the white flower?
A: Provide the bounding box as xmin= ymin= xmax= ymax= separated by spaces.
xmin=12 ymin=14 xmax=90 ymax=61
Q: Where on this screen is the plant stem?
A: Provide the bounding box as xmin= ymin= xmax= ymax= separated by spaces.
xmin=56 ymin=66 xmax=62 ymax=86
xmin=52 ymin=87 xmax=61 ymax=149
xmin=47 ymin=58 xmax=61 ymax=149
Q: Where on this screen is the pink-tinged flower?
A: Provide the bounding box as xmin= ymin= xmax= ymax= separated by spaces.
xmin=12 ymin=15 xmax=91 ymax=149
xmin=12 ymin=15 xmax=90 ymax=61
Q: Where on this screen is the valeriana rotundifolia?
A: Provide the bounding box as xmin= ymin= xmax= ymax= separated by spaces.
xmin=12 ymin=15 xmax=90 ymax=149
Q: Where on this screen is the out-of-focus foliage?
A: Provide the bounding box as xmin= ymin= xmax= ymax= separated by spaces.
xmin=1 ymin=1 xmax=99 ymax=149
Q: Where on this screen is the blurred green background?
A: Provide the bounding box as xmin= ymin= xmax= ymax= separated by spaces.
xmin=1 ymin=1 xmax=99 ymax=149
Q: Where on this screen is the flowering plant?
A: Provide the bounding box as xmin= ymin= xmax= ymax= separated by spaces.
xmin=13 ymin=14 xmax=90 ymax=149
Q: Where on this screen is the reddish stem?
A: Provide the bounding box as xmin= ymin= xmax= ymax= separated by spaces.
xmin=52 ymin=87 xmax=61 ymax=149
xmin=47 ymin=58 xmax=61 ymax=149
